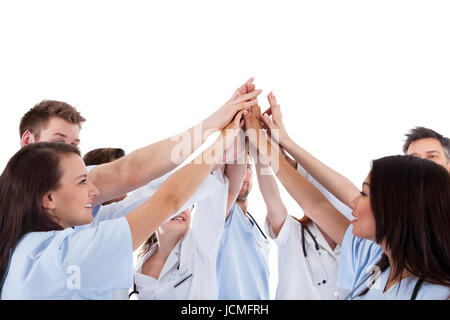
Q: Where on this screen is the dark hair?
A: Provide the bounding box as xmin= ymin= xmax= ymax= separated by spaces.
xmin=19 ymin=100 xmax=86 ymax=139
xmin=83 ymin=148 xmax=126 ymax=166
xmin=0 ymin=142 xmax=81 ymax=284
xmin=370 ymin=155 xmax=450 ymax=287
xmin=403 ymin=126 xmax=450 ymax=160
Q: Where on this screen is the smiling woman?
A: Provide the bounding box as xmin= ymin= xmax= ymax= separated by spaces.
xmin=0 ymin=111 xmax=240 ymax=299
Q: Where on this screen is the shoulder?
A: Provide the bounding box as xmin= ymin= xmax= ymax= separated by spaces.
xmin=416 ymin=281 xmax=450 ymax=300
xmin=14 ymin=228 xmax=74 ymax=257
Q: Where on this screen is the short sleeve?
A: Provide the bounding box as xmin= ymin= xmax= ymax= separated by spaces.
xmin=91 ymin=169 xmax=222 ymax=226
xmin=57 ymin=217 xmax=134 ymax=291
xmin=264 ymin=215 xmax=292 ymax=248
xmin=337 ymin=225 xmax=383 ymax=290
xmin=191 ymin=169 xmax=229 ymax=261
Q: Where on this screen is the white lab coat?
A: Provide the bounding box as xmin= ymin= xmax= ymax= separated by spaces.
xmin=265 ymin=163 xmax=351 ymax=299
xmin=133 ymin=169 xmax=229 ymax=299
xmin=112 ymin=169 xmax=229 ymax=299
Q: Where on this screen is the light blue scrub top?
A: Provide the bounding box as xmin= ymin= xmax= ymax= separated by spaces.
xmin=1 ymin=217 xmax=133 ymax=300
xmin=216 ymin=203 xmax=270 ymax=300
xmin=338 ymin=225 xmax=450 ymax=300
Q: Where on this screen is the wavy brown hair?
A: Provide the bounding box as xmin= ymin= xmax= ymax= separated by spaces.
xmin=0 ymin=142 xmax=81 ymax=285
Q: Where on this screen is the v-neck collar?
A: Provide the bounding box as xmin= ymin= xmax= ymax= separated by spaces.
xmin=136 ymin=240 xmax=183 ymax=282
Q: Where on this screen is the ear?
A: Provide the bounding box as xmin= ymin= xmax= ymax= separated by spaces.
xmin=21 ymin=130 xmax=36 ymax=147
xmin=41 ymin=191 xmax=56 ymax=211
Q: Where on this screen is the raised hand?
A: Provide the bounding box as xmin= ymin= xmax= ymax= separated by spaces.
xmin=260 ymin=92 xmax=290 ymax=146
xmin=243 ymin=104 xmax=265 ymax=148
xmin=204 ymin=78 xmax=261 ymax=133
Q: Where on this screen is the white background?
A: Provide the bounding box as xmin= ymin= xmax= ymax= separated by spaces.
xmin=0 ymin=0 xmax=449 ymax=299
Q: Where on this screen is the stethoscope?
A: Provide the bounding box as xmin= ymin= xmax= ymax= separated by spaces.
xmin=344 ymin=262 xmax=424 ymax=300
xmin=128 ymin=262 xmax=193 ymax=299
xmin=246 ymin=211 xmax=268 ymax=241
xmin=301 ymin=224 xmax=320 ymax=258
xmin=300 ymin=224 xmax=329 ymax=287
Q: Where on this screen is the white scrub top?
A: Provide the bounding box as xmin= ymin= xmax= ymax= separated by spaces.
xmin=131 ymin=169 xmax=229 ymax=300
xmin=80 ymin=166 xmax=222 ymax=228
xmin=265 ymin=216 xmax=349 ymax=300
xmin=338 ymin=225 xmax=450 ymax=300
xmin=263 ymin=162 xmax=351 ymax=299
xmin=1 ymin=217 xmax=133 ymax=300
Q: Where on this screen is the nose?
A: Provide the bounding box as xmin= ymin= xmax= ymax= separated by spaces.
xmin=89 ymin=181 xmax=100 ymax=198
xmin=349 ymin=195 xmax=360 ymax=211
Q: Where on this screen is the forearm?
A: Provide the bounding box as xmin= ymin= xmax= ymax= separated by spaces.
xmin=254 ymin=161 xmax=287 ymax=236
xmin=258 ymin=139 xmax=349 ymax=245
xmin=126 ymin=142 xmax=220 ymax=250
xmin=279 ymin=146 xmax=297 ymax=169
xmin=281 ymin=137 xmax=359 ymax=207
xmin=90 ymin=120 xmax=213 ymax=206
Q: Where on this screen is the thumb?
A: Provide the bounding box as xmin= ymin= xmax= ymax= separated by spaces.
xmin=261 ymin=113 xmax=278 ymax=130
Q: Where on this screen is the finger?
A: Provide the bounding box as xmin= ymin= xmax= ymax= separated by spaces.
xmin=268 ymin=92 xmax=277 ymax=107
xmin=233 ymin=89 xmax=262 ymax=104
xmin=245 ymin=78 xmax=254 ymax=93
xmin=235 ymin=99 xmax=258 ymax=111
xmin=262 ymin=107 xmax=272 ymax=116
xmin=261 ymin=113 xmax=277 ymax=130
xmin=234 ymin=110 xmax=245 ymax=124
xmin=229 ymin=87 xmax=241 ymax=102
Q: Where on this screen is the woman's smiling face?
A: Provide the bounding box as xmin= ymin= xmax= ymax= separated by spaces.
xmin=350 ymin=173 xmax=377 ymax=242
xmin=42 ymin=153 xmax=99 ymax=228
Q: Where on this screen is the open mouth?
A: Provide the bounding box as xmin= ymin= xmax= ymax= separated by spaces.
xmin=171 ymin=215 xmax=186 ymax=222
xmin=85 ymin=203 xmax=93 ymax=209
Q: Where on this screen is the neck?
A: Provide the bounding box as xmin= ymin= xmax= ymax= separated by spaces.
xmin=316 ymin=224 xmax=337 ymax=251
xmin=154 ymin=232 xmax=182 ymax=260
xmin=380 ymin=243 xmax=413 ymax=291
xmin=236 ymin=199 xmax=248 ymax=216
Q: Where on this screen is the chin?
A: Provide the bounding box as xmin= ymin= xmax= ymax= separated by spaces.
xmin=352 ymin=227 xmax=375 ymax=242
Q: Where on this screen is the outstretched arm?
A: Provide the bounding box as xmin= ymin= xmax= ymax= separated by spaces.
xmin=245 ymin=105 xmax=350 ymax=245
xmin=89 ymin=79 xmax=261 ymax=206
xmin=260 ymin=92 xmax=360 ymax=207
xmin=126 ymin=110 xmax=246 ymax=250
xmin=252 ymin=154 xmax=288 ymax=237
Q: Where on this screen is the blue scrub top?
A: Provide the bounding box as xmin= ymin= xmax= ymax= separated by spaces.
xmin=216 ymin=203 xmax=270 ymax=300
xmin=1 ymin=217 xmax=133 ymax=300
xmin=338 ymin=225 xmax=450 ymax=300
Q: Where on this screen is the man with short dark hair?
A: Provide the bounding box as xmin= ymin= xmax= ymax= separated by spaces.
xmin=20 ymin=100 xmax=85 ymax=147
xmin=403 ymin=126 xmax=450 ymax=172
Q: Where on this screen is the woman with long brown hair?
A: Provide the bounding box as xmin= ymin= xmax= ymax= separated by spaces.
xmin=0 ymin=109 xmax=244 ymax=299
xmin=247 ymin=101 xmax=450 ymax=299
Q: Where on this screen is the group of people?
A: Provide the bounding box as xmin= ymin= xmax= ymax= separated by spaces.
xmin=0 ymin=78 xmax=448 ymax=300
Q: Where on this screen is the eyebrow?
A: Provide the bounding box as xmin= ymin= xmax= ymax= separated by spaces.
xmin=54 ymin=132 xmax=81 ymax=143
xmin=74 ymin=174 xmax=88 ymax=181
